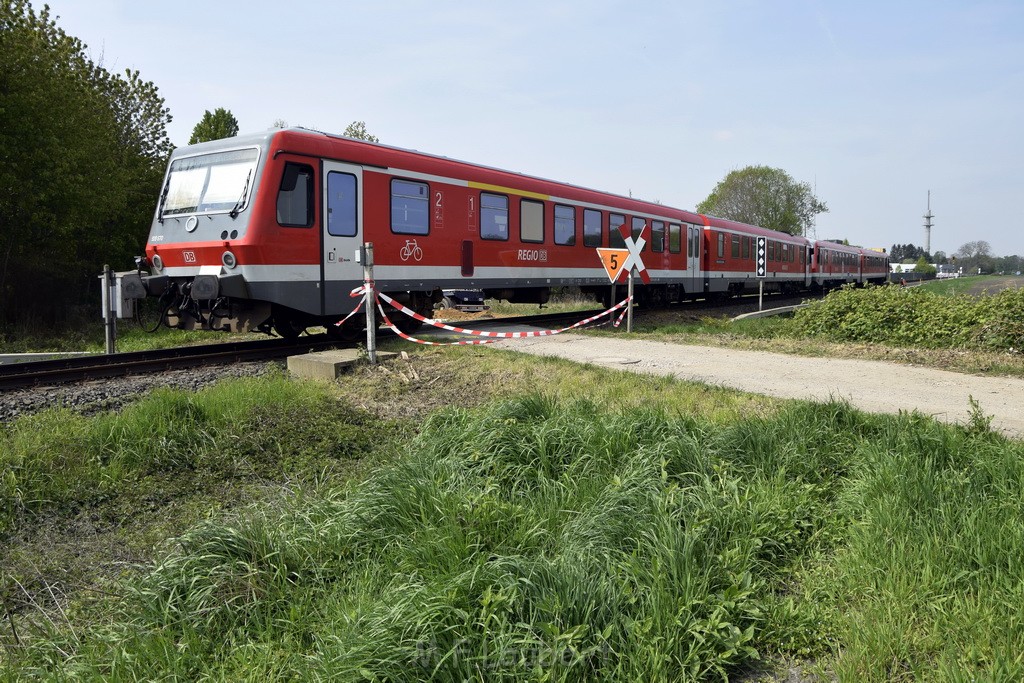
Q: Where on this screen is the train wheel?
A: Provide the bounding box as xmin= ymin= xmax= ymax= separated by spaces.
xmin=392 ymin=314 xmax=424 ymax=334
xmin=273 ymin=316 xmax=307 ymax=340
xmin=327 ymin=314 xmax=365 ymax=342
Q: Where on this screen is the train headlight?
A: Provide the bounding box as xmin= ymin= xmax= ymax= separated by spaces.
xmin=152 ymin=254 xmax=164 ymax=272
xmin=222 ymin=251 xmax=237 ymax=269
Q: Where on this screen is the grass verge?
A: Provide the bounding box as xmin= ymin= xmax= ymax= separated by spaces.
xmin=2 ymin=348 xmax=1022 ymax=680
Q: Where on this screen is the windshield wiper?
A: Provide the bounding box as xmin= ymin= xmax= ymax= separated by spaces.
xmin=229 ymin=169 xmax=253 ymax=219
xmin=156 ymin=177 xmax=171 ymax=224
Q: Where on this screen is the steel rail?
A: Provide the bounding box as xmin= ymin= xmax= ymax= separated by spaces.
xmin=0 ymin=292 xmax=816 ymax=391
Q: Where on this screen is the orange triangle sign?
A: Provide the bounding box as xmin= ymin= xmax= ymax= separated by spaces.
xmin=597 ymin=248 xmax=629 ymax=282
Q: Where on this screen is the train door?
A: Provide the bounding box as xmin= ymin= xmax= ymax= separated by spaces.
xmin=687 ymin=224 xmax=701 ymax=294
xmin=804 ymin=245 xmax=812 ymax=287
xmin=321 ymin=161 xmax=364 ymax=315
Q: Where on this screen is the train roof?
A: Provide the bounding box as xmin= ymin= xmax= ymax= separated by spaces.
xmin=176 ymin=127 xmax=704 ymax=224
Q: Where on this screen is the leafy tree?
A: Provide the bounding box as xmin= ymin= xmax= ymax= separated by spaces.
xmin=914 ymin=256 xmax=937 ymax=276
xmin=954 ymin=240 xmax=994 ymax=274
xmin=994 ymin=255 xmax=1023 ymax=274
xmin=890 ymin=243 xmax=931 ymax=264
xmin=0 ymin=0 xmax=172 ymax=326
xmin=696 ymin=166 xmax=827 ymax=236
xmin=189 ymin=108 xmax=239 ymax=144
xmin=343 ymin=120 xmax=379 ymax=143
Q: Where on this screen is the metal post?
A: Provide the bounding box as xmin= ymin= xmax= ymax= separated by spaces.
xmin=626 ymin=268 xmax=634 ymax=333
xmin=758 ymin=280 xmax=764 ymax=312
xmin=102 ymin=264 xmax=116 ymax=355
xmin=362 ymin=243 xmax=377 ymax=364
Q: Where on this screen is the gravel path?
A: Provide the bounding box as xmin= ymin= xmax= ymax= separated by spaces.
xmin=506 ymin=334 xmax=1024 ymax=438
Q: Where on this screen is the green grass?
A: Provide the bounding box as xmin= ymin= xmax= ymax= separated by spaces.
xmin=0 ymin=369 xmax=396 ymax=536
xmin=3 ymin=358 xmax=1023 ymax=680
xmin=915 ymin=275 xmax=1009 ymax=296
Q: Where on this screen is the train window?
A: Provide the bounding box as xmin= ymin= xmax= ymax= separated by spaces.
xmin=651 ymin=220 xmax=665 ymax=253
xmin=166 ymin=148 xmax=260 ymax=217
xmin=693 ymin=228 xmax=701 ymax=259
xmin=632 ymin=217 xmax=646 ymax=247
xmin=742 ymin=236 xmax=750 ymax=259
xmin=276 ymin=162 xmax=314 ymax=227
xmin=668 ymin=224 xmax=681 ymax=253
xmin=609 ymin=213 xmax=626 ymax=248
xmin=731 ymin=235 xmax=740 ymax=258
xmin=554 ymin=204 xmax=576 ymax=246
xmin=717 ymin=233 xmax=725 ymax=258
xmin=480 ymin=192 xmax=508 ymax=240
xmin=520 ymin=199 xmax=544 ymax=243
xmin=583 ymin=208 xmax=601 ymax=247
xmin=391 ymin=179 xmax=429 ymax=235
xmin=327 ymin=171 xmax=357 ymax=237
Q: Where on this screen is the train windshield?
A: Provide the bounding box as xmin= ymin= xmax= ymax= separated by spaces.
xmin=161 ymin=148 xmax=259 ymax=217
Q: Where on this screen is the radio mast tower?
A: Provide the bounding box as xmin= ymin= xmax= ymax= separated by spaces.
xmin=923 ymin=191 xmax=934 ymax=256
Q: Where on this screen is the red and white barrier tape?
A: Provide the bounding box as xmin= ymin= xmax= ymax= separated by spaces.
xmin=330 ymin=283 xmax=372 ymax=328
xmin=376 ymin=291 xmax=631 ymax=339
xmin=332 ymin=284 xmax=632 ymax=345
xmin=613 ymin=305 xmax=629 ymax=328
xmin=375 ymin=299 xmax=504 ymax=346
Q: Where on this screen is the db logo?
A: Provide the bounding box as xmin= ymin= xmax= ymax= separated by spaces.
xmin=182 ymin=251 xmax=197 ymax=263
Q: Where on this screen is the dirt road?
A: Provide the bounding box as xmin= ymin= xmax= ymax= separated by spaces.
xmin=506 ymin=334 xmax=1024 ymax=438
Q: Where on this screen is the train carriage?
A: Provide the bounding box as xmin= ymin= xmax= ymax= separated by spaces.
xmin=125 ymin=127 xmax=887 ymax=337
xmin=702 ymin=217 xmax=812 ymax=295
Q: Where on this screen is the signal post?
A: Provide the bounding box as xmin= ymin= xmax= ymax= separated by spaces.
xmin=597 ymin=223 xmax=650 ymax=332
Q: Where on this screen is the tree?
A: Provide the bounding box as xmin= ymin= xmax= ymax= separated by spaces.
xmin=0 ymin=0 xmax=172 ymax=326
xmin=696 ymin=166 xmax=827 ymax=236
xmin=890 ymin=243 xmax=931 ymax=264
xmin=343 ymin=120 xmax=379 ymax=143
xmin=189 ymin=107 xmax=239 ymax=144
xmin=914 ymin=256 xmax=937 ymax=277
xmin=994 ymin=254 xmax=1023 ymax=274
xmin=954 ymin=241 xmax=994 ymax=274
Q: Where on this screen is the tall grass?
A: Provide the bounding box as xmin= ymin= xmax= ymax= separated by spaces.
xmin=0 ymin=369 xmax=390 ymax=535
xmin=6 ymin=390 xmax=1021 ymax=681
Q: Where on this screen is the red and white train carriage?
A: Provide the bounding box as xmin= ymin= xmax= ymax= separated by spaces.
xmin=125 ymin=128 xmax=888 ymax=337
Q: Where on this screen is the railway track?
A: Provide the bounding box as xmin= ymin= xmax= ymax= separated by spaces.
xmin=0 ymin=293 xmax=817 ymax=391
xmin=0 ymin=307 xmax=612 ymax=390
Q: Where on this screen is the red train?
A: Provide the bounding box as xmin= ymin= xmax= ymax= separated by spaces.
xmin=124 ymin=128 xmax=889 ymax=338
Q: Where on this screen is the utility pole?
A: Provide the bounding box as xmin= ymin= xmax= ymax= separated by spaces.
xmin=923 ymin=191 xmax=934 ymax=256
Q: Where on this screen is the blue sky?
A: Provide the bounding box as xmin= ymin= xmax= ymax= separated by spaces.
xmin=46 ymin=0 xmax=1023 ymax=257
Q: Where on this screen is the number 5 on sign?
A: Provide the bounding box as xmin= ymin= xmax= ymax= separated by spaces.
xmin=597 ymin=248 xmax=629 ymax=282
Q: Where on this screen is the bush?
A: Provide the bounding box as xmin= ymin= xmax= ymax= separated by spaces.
xmin=790 ymin=284 xmax=1024 ymax=351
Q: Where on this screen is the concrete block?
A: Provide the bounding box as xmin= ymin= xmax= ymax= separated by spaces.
xmin=287 ymin=349 xmax=396 ymax=381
